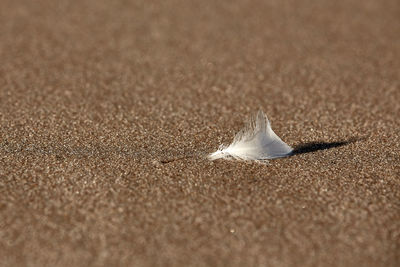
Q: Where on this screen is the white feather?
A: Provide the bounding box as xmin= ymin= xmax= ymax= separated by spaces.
xmin=209 ymin=110 xmax=293 ymax=161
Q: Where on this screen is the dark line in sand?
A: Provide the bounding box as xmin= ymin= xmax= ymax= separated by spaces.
xmin=160 ymin=156 xmax=191 ymax=164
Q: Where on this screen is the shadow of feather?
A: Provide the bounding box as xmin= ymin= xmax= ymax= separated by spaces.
xmin=291 ymin=137 xmax=363 ymax=155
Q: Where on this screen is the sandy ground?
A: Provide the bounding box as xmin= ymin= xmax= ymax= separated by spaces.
xmin=0 ymin=0 xmax=399 ymax=266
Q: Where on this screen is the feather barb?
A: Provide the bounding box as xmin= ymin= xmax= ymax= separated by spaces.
xmin=209 ymin=110 xmax=293 ymax=161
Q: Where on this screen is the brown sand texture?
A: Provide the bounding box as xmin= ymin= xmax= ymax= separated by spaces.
xmin=0 ymin=0 xmax=399 ymax=266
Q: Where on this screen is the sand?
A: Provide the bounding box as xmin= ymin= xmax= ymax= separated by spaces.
xmin=0 ymin=0 xmax=399 ymax=266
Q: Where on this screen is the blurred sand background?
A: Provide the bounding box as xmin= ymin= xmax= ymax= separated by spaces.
xmin=0 ymin=0 xmax=399 ymax=266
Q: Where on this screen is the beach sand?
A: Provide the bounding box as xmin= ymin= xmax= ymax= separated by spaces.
xmin=1 ymin=0 xmax=399 ymax=266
